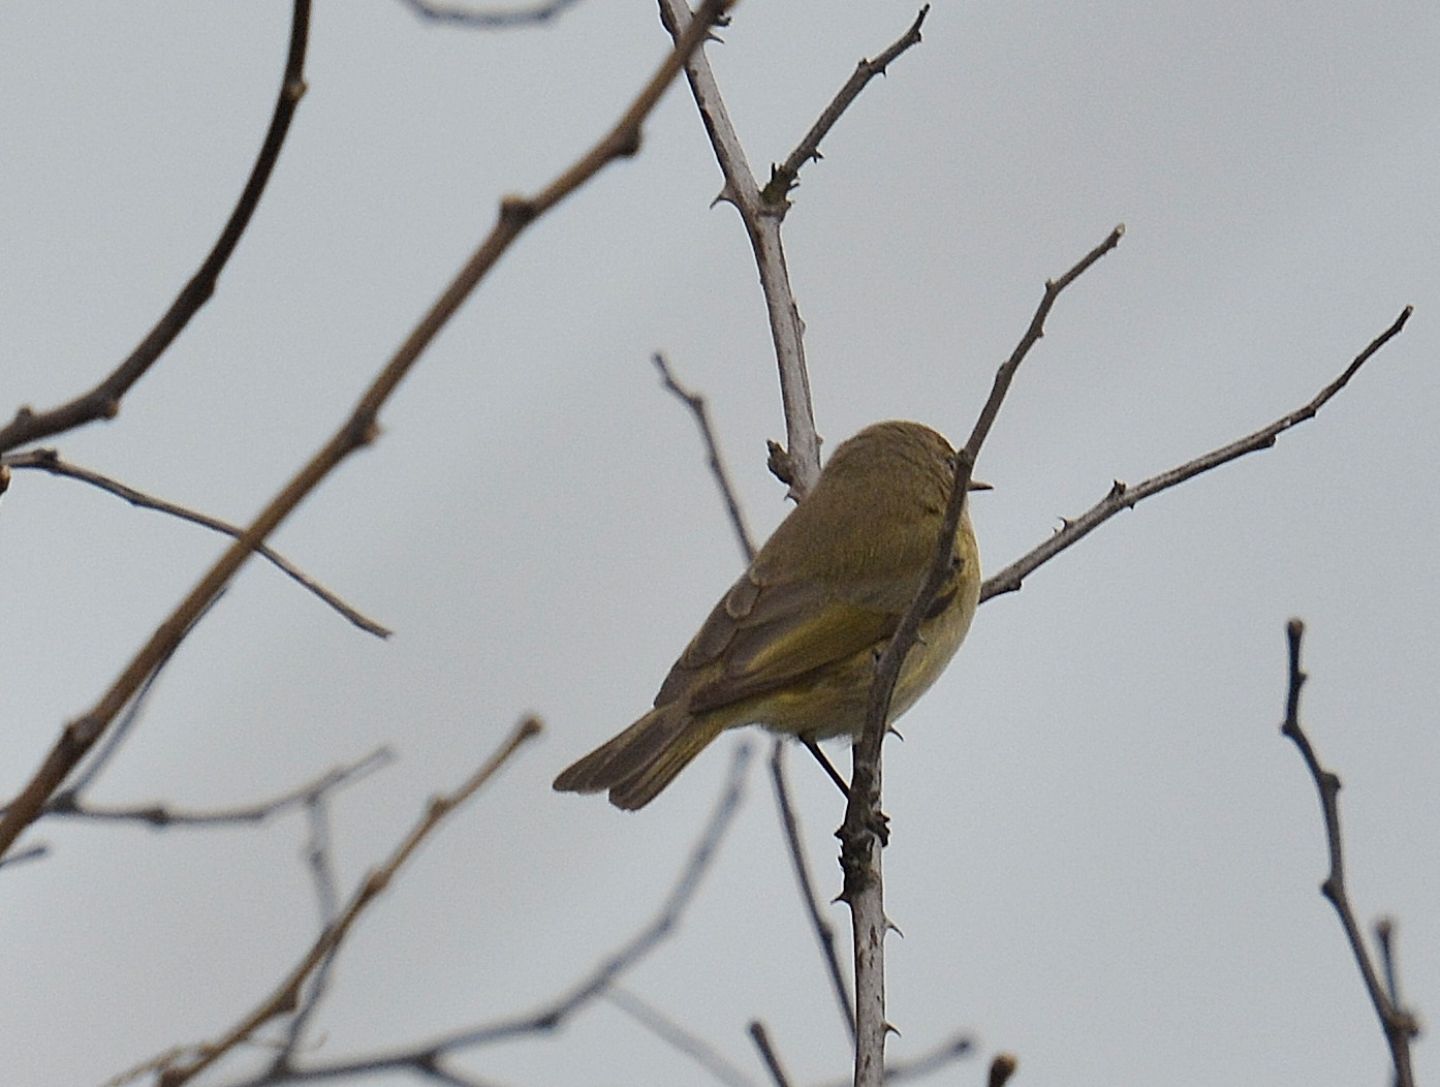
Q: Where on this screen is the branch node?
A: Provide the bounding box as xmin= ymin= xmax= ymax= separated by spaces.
xmin=499 ymin=194 xmax=538 ymax=227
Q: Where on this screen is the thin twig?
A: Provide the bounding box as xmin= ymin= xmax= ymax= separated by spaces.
xmin=4 ymin=449 xmax=389 ymax=637
xmin=762 ymin=6 xmax=929 ymax=205
xmin=276 ymin=795 xmax=343 ymax=1063
xmin=396 ymin=0 xmax=583 ymax=25
xmin=0 ymin=844 xmax=47 ymax=870
xmin=769 ymin=742 xmax=854 ymax=1040
xmin=208 ymin=742 xmax=752 ymax=1086
xmin=0 ymin=1 xmax=312 ymax=454
xmin=0 ymin=0 xmax=735 ymax=865
xmin=981 ymin=304 xmax=1413 ymax=602
xmin=840 ymin=225 xmax=1124 ymax=1087
xmin=152 ymin=717 xmax=542 ymax=1086
xmin=1281 ymin=621 xmax=1418 ymax=1087
xmin=606 ymin=987 xmax=755 ymax=1087
xmin=47 ymin=747 xmax=392 ymax=830
xmin=653 ymin=352 xmax=756 ymax=561
xmin=747 ymin=1021 xmax=793 ymax=1087
xmin=60 ymin=590 xmax=228 ymax=799
xmin=810 ymin=1030 xmax=975 ymax=1087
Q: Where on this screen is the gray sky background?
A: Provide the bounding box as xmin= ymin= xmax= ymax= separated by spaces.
xmin=2 ymin=2 xmax=1437 ymax=1085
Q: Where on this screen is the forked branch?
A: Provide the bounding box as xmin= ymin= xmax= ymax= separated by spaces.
xmin=0 ymin=0 xmax=736 ymax=864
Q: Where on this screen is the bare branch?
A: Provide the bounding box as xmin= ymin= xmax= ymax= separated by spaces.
xmin=54 ymin=588 xmax=229 ymax=800
xmin=606 ymin=987 xmax=755 ymax=1087
xmin=396 ymin=0 xmax=583 ymax=25
xmin=839 ymin=225 xmax=1123 ymax=1086
xmin=4 ymin=449 xmax=389 ymax=637
xmin=768 ymin=741 xmax=854 ymax=1040
xmin=811 ymin=1030 xmax=975 ymax=1087
xmin=0 ymin=1 xmax=312 ymax=453
xmin=1280 ymin=621 xmax=1418 ymax=1087
xmin=747 ymin=1020 xmax=793 ymax=1087
xmin=982 ymin=304 xmax=1413 ymax=601
xmin=153 ymin=716 xmax=542 ymax=1086
xmin=46 ymin=747 xmax=392 ymax=830
xmin=210 ymin=742 xmax=751 ymax=1086
xmin=653 ymin=352 xmax=756 ymax=561
xmin=762 ymin=7 xmax=929 ymax=206
xmin=657 ymin=0 xmax=821 ymax=497
xmin=0 ymin=0 xmax=735 ymax=864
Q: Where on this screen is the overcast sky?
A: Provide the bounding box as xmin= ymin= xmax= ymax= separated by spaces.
xmin=2 ymin=2 xmax=1437 ymax=1085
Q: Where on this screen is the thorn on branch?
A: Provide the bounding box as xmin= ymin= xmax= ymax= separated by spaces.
xmin=767 ymin=439 xmax=798 ymax=488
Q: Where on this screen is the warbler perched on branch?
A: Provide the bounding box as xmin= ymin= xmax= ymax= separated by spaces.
xmin=553 ymin=420 xmax=983 ymax=810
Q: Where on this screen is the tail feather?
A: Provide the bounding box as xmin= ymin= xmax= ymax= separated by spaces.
xmin=553 ymin=704 xmax=724 ymax=810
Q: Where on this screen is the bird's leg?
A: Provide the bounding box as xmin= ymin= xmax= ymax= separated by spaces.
xmin=801 ymin=735 xmax=850 ymax=799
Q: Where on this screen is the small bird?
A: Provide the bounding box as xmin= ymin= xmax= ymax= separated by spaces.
xmin=553 ymin=420 xmax=983 ymax=810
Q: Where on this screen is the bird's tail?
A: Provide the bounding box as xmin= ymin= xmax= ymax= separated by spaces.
xmin=552 ymin=704 xmax=724 ymax=810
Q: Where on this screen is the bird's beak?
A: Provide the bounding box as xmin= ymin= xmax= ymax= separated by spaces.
xmin=967 ymin=478 xmax=993 ymax=492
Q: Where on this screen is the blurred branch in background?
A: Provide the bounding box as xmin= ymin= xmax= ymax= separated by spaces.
xmin=199 ymin=741 xmax=751 ymax=1087
xmin=0 ymin=0 xmax=313 ymax=454
xmin=1281 ymin=620 xmax=1420 ymax=1087
xmin=45 ymin=747 xmax=392 ymax=830
xmin=397 ymin=0 xmax=585 ymax=27
xmin=146 ymin=715 xmax=543 ymax=1087
xmin=3 ymin=449 xmax=389 ymax=637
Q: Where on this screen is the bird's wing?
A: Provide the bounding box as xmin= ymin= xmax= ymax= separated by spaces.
xmin=653 ymin=566 xmax=917 ymax=715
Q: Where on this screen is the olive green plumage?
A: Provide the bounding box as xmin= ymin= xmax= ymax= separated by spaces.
xmin=553 ymin=420 xmax=982 ymax=810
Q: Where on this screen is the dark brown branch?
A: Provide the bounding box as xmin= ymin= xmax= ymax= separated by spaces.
xmin=748 ymin=1020 xmax=794 ymax=1087
xmin=214 ymin=742 xmax=752 ymax=1086
xmin=4 ymin=449 xmax=390 ymax=637
xmin=154 ymin=716 xmax=542 ymax=1086
xmin=653 ymin=352 xmax=756 ymax=561
xmin=46 ymin=747 xmax=392 ymax=829
xmin=1281 ymin=620 xmax=1418 ymax=1087
xmin=0 ymin=1 xmax=312 ymax=454
xmin=0 ymin=0 xmax=735 ymax=865
xmin=761 ymin=6 xmax=929 ymax=207
xmin=397 ymin=0 xmax=583 ymax=25
xmin=839 ymin=225 xmax=1123 ymax=1086
xmin=981 ymin=304 xmax=1413 ymax=602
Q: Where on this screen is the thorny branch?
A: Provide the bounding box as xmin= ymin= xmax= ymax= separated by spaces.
xmin=840 ymin=225 xmax=1125 ymax=1087
xmin=762 ymin=6 xmax=930 ymax=206
xmin=981 ymin=305 xmax=1414 ymax=602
